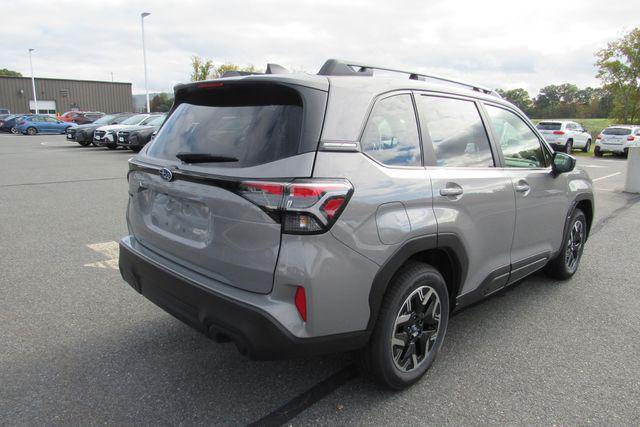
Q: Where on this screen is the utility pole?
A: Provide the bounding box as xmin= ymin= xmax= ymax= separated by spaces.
xmin=141 ymin=12 xmax=151 ymax=113
xmin=28 ymin=48 xmax=38 ymax=114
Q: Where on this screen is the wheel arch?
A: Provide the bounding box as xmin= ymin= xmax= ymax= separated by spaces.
xmin=366 ymin=233 xmax=468 ymax=330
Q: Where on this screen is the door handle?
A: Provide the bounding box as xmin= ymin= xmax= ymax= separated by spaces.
xmin=514 ymin=180 xmax=530 ymax=193
xmin=440 ymin=186 xmax=463 ymax=197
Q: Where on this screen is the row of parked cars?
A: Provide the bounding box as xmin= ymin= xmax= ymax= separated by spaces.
xmin=66 ymin=112 xmax=165 ymax=152
xmin=535 ymin=119 xmax=640 ymax=157
xmin=0 ymin=112 xmax=165 ymax=152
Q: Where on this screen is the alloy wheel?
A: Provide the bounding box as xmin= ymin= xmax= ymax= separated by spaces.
xmin=391 ymin=285 xmax=441 ymax=372
xmin=565 ymin=219 xmax=584 ymax=272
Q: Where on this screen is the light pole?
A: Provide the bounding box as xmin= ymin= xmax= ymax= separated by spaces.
xmin=28 ymin=48 xmax=38 ymax=114
xmin=141 ymin=12 xmax=151 ymax=113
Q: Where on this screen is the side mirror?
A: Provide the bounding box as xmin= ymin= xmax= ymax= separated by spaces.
xmin=552 ymin=152 xmax=576 ymax=175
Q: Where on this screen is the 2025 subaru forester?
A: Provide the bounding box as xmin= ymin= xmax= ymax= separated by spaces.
xmin=119 ymin=59 xmax=593 ymax=389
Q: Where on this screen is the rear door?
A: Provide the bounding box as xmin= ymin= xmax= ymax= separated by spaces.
xmin=127 ymin=81 xmax=327 ymax=294
xmin=482 ymin=103 xmax=568 ymax=282
xmin=416 ymin=93 xmax=516 ymax=297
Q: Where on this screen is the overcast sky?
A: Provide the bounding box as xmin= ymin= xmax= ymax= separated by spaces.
xmin=2 ymin=0 xmax=637 ymax=96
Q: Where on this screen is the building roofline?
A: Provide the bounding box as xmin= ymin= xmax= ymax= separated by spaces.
xmin=0 ymin=75 xmax=132 ymax=85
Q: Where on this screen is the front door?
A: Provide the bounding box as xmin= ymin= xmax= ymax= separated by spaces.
xmin=482 ymin=103 xmax=569 ymax=282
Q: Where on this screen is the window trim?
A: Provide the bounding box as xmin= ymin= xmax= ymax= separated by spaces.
xmin=480 ymin=101 xmax=554 ymax=170
xmin=414 ymin=91 xmax=498 ymax=169
xmin=358 ymin=90 xmax=425 ymax=170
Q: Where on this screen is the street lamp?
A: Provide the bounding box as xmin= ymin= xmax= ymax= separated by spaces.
xmin=141 ymin=12 xmax=151 ymax=113
xmin=28 ymin=48 xmax=38 ymax=114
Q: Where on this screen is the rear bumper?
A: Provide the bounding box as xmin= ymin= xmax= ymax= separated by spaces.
xmin=596 ymin=142 xmax=626 ymax=153
xmin=118 ymin=237 xmax=369 ymax=360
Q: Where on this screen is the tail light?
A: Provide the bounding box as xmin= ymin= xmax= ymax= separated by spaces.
xmin=597 ymin=135 xmax=602 ymax=140
xmin=18 ymin=121 xmax=25 ymax=125
xmin=627 ymin=136 xmax=635 ymax=141
xmin=553 ymin=131 xmax=565 ymax=135
xmin=236 ymin=179 xmax=353 ymax=234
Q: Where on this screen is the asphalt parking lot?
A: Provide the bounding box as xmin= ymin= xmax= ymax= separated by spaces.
xmin=1 ymin=134 xmax=639 ymax=425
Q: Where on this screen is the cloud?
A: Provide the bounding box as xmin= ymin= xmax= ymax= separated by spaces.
xmin=0 ymin=0 xmax=637 ymax=96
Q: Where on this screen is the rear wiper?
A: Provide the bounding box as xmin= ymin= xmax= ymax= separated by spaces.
xmin=176 ymin=152 xmax=239 ymax=163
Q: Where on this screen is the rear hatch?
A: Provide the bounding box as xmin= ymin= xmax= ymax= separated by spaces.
xmin=126 ymin=79 xmax=328 ymax=294
xmin=536 ymin=122 xmax=564 ymax=142
xmin=601 ymin=127 xmax=631 ymax=144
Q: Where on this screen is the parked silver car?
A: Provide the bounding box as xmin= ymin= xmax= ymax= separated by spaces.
xmin=118 ymin=59 xmax=594 ymax=389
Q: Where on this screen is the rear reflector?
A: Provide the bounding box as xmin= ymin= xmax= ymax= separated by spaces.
xmin=597 ymin=135 xmax=602 ymax=140
xmin=553 ymin=131 xmax=565 ymax=135
xmin=294 ymin=286 xmax=307 ymax=322
xmin=628 ymin=136 xmax=635 ymax=141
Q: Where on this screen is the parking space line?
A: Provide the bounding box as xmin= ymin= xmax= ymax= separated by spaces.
xmin=593 ymin=172 xmax=622 ymax=182
xmin=84 ymin=241 xmax=119 ymax=270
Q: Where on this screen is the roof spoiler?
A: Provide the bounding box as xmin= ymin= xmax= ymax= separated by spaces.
xmin=220 ymin=63 xmax=289 ymax=78
xmin=317 ymin=58 xmax=500 ymax=97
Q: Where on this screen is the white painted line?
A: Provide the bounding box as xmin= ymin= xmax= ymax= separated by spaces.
xmin=593 ymin=172 xmax=622 ymax=182
xmin=84 ymin=241 xmax=119 ymax=270
xmin=579 ymin=164 xmax=606 ymax=168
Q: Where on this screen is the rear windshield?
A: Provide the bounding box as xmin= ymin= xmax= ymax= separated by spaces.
xmin=147 ymin=85 xmax=303 ymax=168
xmin=603 ymin=127 xmax=632 ymax=135
xmin=536 ymin=122 xmax=562 ymax=130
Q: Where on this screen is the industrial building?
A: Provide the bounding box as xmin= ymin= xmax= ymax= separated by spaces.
xmin=0 ymin=76 xmax=133 ymax=114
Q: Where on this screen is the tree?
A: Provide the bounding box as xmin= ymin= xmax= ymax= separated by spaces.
xmin=190 ymin=56 xmax=214 ymax=82
xmin=0 ymin=68 xmax=22 ymax=77
xmin=596 ymin=28 xmax=640 ymax=123
xmin=150 ymin=93 xmax=173 ymax=112
xmin=189 ymin=57 xmax=261 ymax=81
xmin=496 ymin=88 xmax=533 ymax=113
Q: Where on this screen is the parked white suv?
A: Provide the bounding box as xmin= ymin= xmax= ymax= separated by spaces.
xmin=536 ymin=121 xmax=592 ymax=153
xmin=595 ymin=125 xmax=640 ymax=157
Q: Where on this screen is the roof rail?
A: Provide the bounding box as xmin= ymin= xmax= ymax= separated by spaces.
xmin=317 ymin=59 xmax=500 ymax=97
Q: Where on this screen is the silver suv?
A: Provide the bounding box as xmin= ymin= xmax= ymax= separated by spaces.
xmin=118 ymin=59 xmax=594 ymax=389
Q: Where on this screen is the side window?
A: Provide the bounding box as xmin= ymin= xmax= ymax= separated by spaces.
xmin=417 ymin=95 xmax=494 ymax=167
xmin=566 ymin=123 xmax=575 ymax=131
xmin=361 ymin=94 xmax=421 ymax=167
xmin=485 ymin=105 xmax=548 ymax=168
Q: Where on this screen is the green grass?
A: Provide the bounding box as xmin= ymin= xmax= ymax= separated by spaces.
xmin=532 ymin=118 xmax=616 ymax=156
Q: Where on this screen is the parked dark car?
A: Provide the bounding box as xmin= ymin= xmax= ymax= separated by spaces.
xmin=66 ymin=113 xmax=135 ymax=146
xmin=0 ymin=114 xmax=30 ymax=134
xmin=116 ymin=114 xmax=166 ymax=152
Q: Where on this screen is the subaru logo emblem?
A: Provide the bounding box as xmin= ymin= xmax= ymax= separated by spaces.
xmin=159 ymin=168 xmax=173 ymax=182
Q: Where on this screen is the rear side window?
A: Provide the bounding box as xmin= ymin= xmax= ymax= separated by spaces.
xmin=485 ymin=105 xmax=547 ymax=168
xmin=536 ymin=122 xmax=562 ymax=131
xmin=417 ymin=95 xmax=494 ymax=167
xmin=603 ymin=127 xmax=632 ymax=136
xmin=147 ymin=85 xmax=303 ymax=168
xmin=361 ymin=94 xmax=421 ymax=166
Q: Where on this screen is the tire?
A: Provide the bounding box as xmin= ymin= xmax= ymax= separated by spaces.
xmin=545 ymin=208 xmax=587 ymax=280
xmin=594 ymin=146 xmax=602 ymax=157
xmin=78 ymin=140 xmax=91 ymax=147
xmin=565 ymin=140 xmax=573 ymax=153
xmin=106 ymin=143 xmax=117 ymax=150
xmin=582 ymin=139 xmax=591 ymax=153
xmin=624 ymin=148 xmax=629 ymax=158
xmin=130 ymin=146 xmax=142 ymax=153
xmin=358 ymin=262 xmax=450 ymax=390
xmin=26 ymin=127 xmax=37 ymax=135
